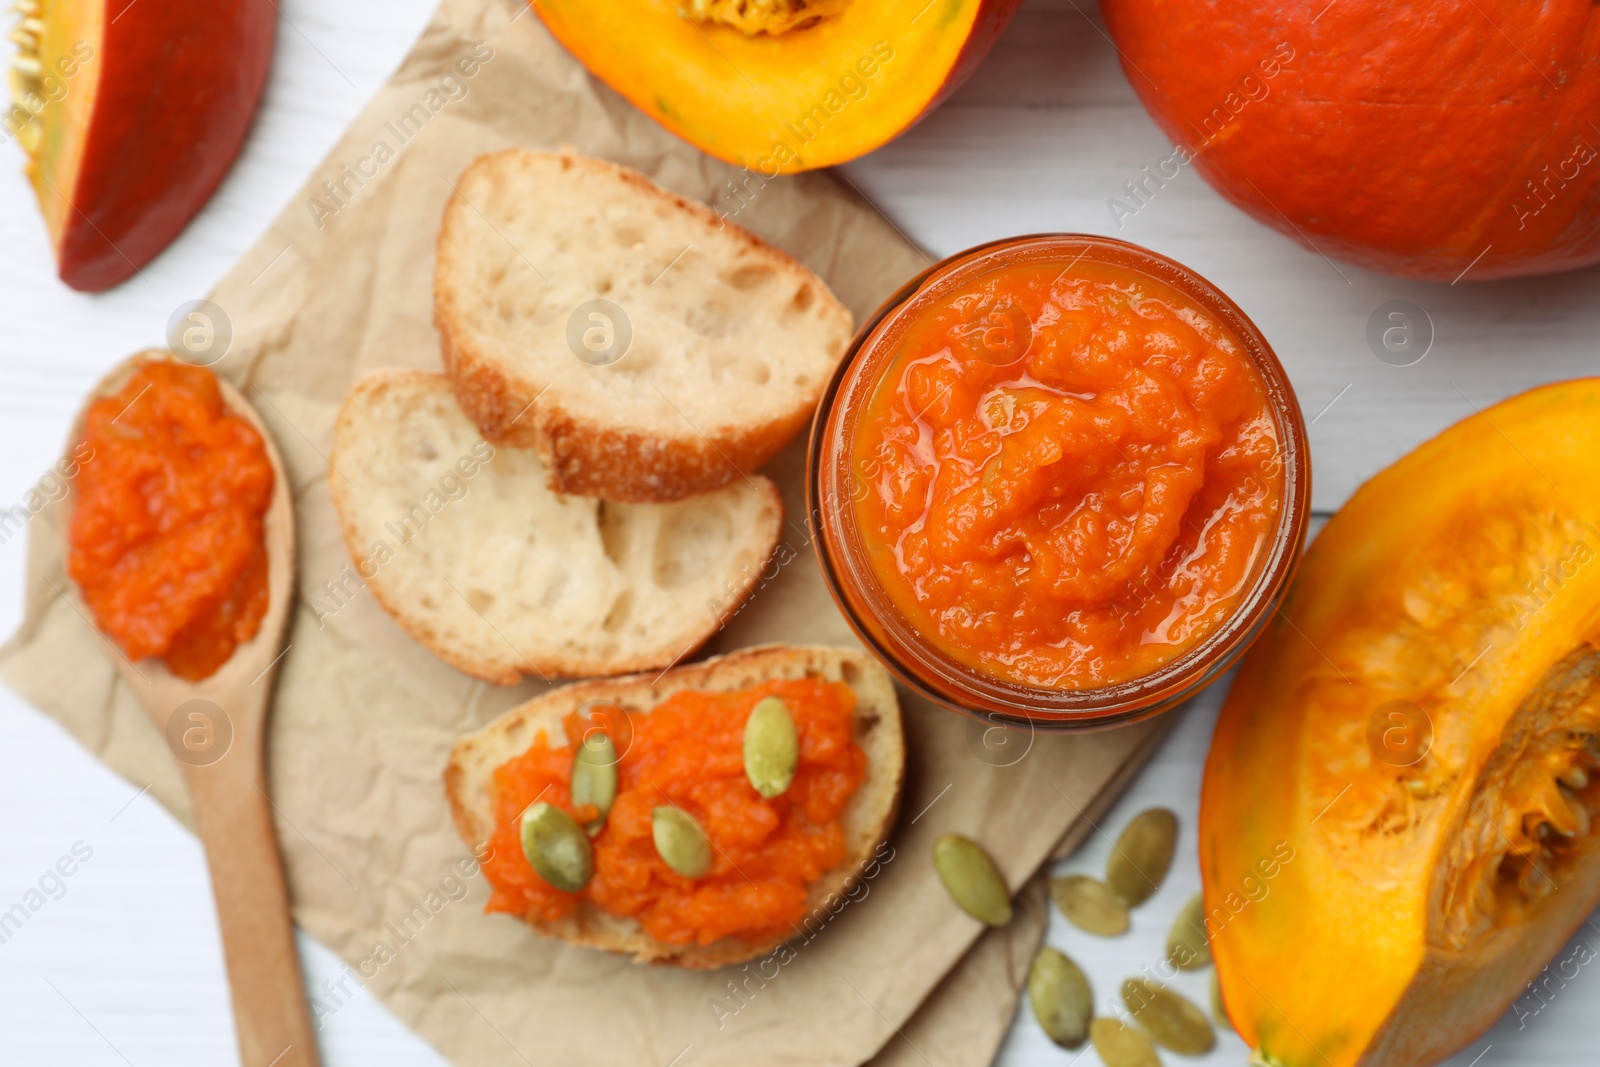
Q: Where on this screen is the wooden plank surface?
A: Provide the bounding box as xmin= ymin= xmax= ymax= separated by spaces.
xmin=1 ymin=1 xmax=1596 ymax=1064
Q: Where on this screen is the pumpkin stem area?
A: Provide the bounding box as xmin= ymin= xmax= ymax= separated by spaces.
xmin=676 ymin=0 xmax=849 ymax=35
xmin=1440 ymin=647 xmax=1600 ymax=948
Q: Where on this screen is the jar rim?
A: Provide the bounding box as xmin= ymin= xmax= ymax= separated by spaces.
xmin=805 ymin=233 xmax=1312 ymax=732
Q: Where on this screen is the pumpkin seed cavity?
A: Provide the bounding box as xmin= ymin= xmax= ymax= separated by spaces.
xmin=520 ymin=802 xmax=593 ymax=893
xmin=1050 ymin=873 xmax=1130 ymax=936
xmin=744 ymin=695 xmax=799 ymax=798
xmin=1167 ymin=891 xmax=1211 ymax=969
xmin=570 ymin=730 xmax=618 ymax=835
xmin=676 ymin=0 xmax=850 ymax=36
xmin=1027 ymin=947 xmax=1092 ymax=1049
xmin=652 ymin=805 xmax=714 ymax=878
xmin=933 ymin=834 xmax=1013 ymax=926
xmin=1122 ymin=977 xmax=1215 ymax=1055
xmin=7 ymin=1 xmax=42 ymax=161
xmin=1107 ymin=808 xmax=1178 ymax=906
xmin=1090 ymin=1017 xmax=1160 ymax=1067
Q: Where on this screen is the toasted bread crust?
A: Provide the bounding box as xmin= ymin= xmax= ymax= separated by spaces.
xmin=434 ymin=149 xmax=852 ymax=503
xmin=328 ymin=370 xmax=785 ymax=683
xmin=438 ymin=324 xmax=810 ymax=503
xmin=444 ymin=644 xmax=905 ymax=968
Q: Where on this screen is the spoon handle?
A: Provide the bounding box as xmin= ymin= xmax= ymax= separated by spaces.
xmin=184 ymin=746 xmax=322 ymax=1067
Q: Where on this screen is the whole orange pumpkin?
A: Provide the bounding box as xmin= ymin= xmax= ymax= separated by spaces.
xmin=1101 ymin=0 xmax=1600 ymax=281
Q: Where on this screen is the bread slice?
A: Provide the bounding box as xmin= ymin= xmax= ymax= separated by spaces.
xmin=444 ymin=644 xmax=904 ymax=968
xmin=434 ymin=148 xmax=854 ymax=503
xmin=328 ymin=371 xmax=783 ymax=684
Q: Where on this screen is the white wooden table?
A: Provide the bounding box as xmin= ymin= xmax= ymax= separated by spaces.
xmin=1 ymin=1 xmax=1595 ymax=1063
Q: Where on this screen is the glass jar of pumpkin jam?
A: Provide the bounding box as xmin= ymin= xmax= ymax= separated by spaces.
xmin=809 ymin=235 xmax=1309 ymax=729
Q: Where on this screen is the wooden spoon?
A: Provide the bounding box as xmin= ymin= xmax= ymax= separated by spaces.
xmin=62 ymin=350 xmax=319 ymax=1067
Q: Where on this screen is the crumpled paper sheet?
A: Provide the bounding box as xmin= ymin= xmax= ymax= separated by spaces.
xmin=0 ymin=0 xmax=1164 ymax=1063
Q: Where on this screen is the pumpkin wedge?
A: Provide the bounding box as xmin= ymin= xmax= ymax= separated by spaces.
xmin=530 ymin=0 xmax=1021 ymax=174
xmin=6 ymin=0 xmax=275 ymax=291
xmin=1203 ymin=379 xmax=1600 ymax=1067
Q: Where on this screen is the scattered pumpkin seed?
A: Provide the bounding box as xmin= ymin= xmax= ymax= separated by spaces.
xmin=1211 ymin=970 xmax=1231 ymax=1032
xmin=1027 ymin=947 xmax=1092 ymax=1049
xmin=1167 ymin=892 xmax=1211 ymax=970
xmin=744 ymin=695 xmax=799 ymax=798
xmin=1122 ymin=977 xmax=1215 ymax=1055
xmin=933 ymin=834 xmax=1013 ymax=926
xmin=1107 ymin=808 xmax=1178 ymax=907
xmin=570 ymin=731 xmax=618 ymax=835
xmin=1090 ymin=1017 xmax=1160 ymax=1067
xmin=1050 ymin=873 xmax=1130 ymax=936
xmin=652 ymin=805 xmax=713 ymax=878
xmin=519 ymin=802 xmax=593 ymax=893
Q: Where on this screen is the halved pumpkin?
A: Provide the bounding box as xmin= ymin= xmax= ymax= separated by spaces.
xmin=1203 ymin=379 xmax=1600 ymax=1066
xmin=7 ymin=0 xmax=275 ymax=292
xmin=532 ymin=0 xmax=1021 ymax=173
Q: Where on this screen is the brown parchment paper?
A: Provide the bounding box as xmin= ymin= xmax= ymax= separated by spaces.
xmin=0 ymin=0 xmax=1164 ymax=1063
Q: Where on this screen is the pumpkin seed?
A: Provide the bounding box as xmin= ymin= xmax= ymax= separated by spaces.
xmin=1122 ymin=977 xmax=1215 ymax=1055
xmin=1050 ymin=874 xmax=1129 ymax=936
xmin=1210 ymin=970 xmax=1231 ymax=1031
xmin=519 ymin=802 xmax=593 ymax=893
xmin=1560 ymin=765 xmax=1590 ymax=791
xmin=743 ymin=695 xmax=799 ymax=798
xmin=1107 ymin=808 xmax=1178 ymax=907
xmin=1167 ymin=892 xmax=1211 ymax=969
xmin=1027 ymin=947 xmax=1091 ymax=1049
xmin=570 ymin=731 xmax=618 ymax=835
xmin=933 ymin=834 xmax=1013 ymax=926
xmin=7 ymin=66 xmax=36 ymax=101
xmin=16 ymin=118 xmax=39 ymax=156
xmin=652 ymin=805 xmax=713 ymax=878
xmin=1090 ymin=1017 xmax=1160 ymax=1067
xmin=10 ymin=54 xmax=38 ymax=75
xmin=1559 ymin=784 xmax=1591 ymax=837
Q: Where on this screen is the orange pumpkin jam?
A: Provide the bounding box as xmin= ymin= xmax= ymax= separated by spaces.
xmin=481 ymin=678 xmax=866 ymax=946
xmin=68 ymin=361 xmax=274 ymax=681
xmin=851 ymin=258 xmax=1284 ymax=690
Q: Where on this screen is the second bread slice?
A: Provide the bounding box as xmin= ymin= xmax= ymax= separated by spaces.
xmin=329 ymin=371 xmax=783 ymax=684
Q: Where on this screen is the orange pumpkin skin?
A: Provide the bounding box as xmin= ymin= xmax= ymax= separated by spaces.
xmin=11 ymin=0 xmax=276 ymax=292
xmin=1202 ymin=379 xmax=1600 ymax=1067
xmin=1101 ymin=1 xmax=1600 ymax=281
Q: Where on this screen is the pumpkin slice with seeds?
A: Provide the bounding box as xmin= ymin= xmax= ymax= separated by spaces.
xmin=6 ymin=0 xmax=273 ymax=291
xmin=1204 ymin=378 xmax=1600 ymax=1067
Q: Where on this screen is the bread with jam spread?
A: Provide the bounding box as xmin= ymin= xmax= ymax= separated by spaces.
xmin=444 ymin=644 xmax=905 ymax=968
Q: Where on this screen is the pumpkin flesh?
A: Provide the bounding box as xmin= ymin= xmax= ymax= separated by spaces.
xmin=532 ymin=0 xmax=1021 ymax=173
xmin=1204 ymin=379 xmax=1600 ymax=1066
